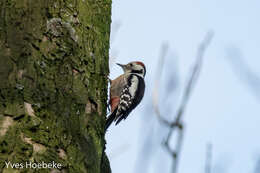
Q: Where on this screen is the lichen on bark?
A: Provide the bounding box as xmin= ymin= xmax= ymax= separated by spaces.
xmin=0 ymin=0 xmax=111 ymax=172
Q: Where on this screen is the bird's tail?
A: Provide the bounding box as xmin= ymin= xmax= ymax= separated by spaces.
xmin=105 ymin=109 xmax=117 ymax=131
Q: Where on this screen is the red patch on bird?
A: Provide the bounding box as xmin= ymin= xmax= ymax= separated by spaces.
xmin=135 ymin=61 xmax=145 ymax=68
xmin=110 ymin=96 xmax=120 ymax=113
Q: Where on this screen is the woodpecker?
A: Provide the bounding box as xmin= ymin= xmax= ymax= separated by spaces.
xmin=105 ymin=61 xmax=146 ymax=130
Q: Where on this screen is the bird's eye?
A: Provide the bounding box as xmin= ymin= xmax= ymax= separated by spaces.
xmin=130 ymin=63 xmax=133 ymax=67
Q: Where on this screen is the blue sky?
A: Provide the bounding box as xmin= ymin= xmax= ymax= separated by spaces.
xmin=106 ymin=0 xmax=260 ymax=173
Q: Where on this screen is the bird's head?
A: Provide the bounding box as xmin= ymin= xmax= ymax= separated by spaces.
xmin=117 ymin=61 xmax=146 ymax=78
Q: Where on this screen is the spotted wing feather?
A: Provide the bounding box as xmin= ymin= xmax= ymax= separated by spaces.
xmin=115 ymin=75 xmax=144 ymax=124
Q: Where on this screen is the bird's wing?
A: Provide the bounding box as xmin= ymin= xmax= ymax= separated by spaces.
xmin=114 ymin=75 xmax=139 ymax=124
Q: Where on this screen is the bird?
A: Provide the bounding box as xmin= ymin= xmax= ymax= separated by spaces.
xmin=105 ymin=61 xmax=146 ymax=130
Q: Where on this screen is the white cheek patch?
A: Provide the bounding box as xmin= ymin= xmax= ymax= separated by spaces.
xmin=135 ymin=66 xmax=142 ymax=70
xmin=133 ymin=65 xmax=145 ymax=77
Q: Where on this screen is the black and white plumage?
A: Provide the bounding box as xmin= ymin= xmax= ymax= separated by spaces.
xmin=105 ymin=61 xmax=146 ymax=130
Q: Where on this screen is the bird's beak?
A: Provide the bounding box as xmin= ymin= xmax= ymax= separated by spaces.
xmin=116 ymin=63 xmax=126 ymax=70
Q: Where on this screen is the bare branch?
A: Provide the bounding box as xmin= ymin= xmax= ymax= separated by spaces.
xmin=171 ymin=127 xmax=184 ymax=173
xmin=205 ymin=143 xmax=213 ymax=173
xmin=174 ymin=31 xmax=214 ymax=123
xmin=152 ymin=42 xmax=172 ymax=126
xmin=152 ymin=31 xmax=214 ymax=173
xmin=226 ymin=46 xmax=260 ymax=100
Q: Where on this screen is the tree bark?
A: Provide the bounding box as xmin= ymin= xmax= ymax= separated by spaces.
xmin=0 ymin=0 xmax=111 ymax=172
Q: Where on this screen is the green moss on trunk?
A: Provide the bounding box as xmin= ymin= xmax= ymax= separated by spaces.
xmin=0 ymin=0 xmax=111 ymax=172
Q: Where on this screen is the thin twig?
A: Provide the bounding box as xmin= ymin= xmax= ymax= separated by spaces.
xmin=205 ymin=143 xmax=213 ymax=173
xmin=226 ymin=46 xmax=260 ymax=101
xmin=171 ymin=127 xmax=184 ymax=173
xmin=174 ymin=31 xmax=214 ymax=124
xmin=152 ymin=42 xmax=172 ymax=126
xmin=152 ymin=31 xmax=214 ymax=173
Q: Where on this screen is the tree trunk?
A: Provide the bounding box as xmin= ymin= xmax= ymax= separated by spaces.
xmin=0 ymin=0 xmax=111 ymax=172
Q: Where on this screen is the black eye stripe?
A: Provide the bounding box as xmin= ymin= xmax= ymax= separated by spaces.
xmin=131 ymin=69 xmax=143 ymax=74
